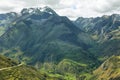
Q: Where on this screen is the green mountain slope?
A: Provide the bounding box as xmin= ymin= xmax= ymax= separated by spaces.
xmin=57 ymin=59 xmax=87 ymax=74
xmin=40 ymin=59 xmax=90 ymax=80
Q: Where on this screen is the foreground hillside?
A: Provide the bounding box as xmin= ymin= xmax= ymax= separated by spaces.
xmin=0 ymin=65 xmax=45 ymax=80
xmin=0 ymin=55 xmax=90 ymax=80
xmin=0 ymin=55 xmax=44 ymax=80
xmin=92 ymin=56 xmax=120 ymax=80
xmin=1 ymin=54 xmax=120 ymax=80
xmin=0 ymin=55 xmax=67 ymax=80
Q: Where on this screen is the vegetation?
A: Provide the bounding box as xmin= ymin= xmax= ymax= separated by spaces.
xmin=92 ymin=56 xmax=120 ymax=80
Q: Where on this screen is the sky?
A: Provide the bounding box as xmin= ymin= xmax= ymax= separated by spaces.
xmin=0 ymin=0 xmax=120 ymax=19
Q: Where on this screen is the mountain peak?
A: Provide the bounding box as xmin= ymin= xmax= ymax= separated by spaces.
xmin=21 ymin=6 xmax=57 ymax=16
xmin=42 ymin=6 xmax=57 ymax=15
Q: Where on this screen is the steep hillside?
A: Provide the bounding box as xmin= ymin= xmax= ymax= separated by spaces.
xmin=0 ymin=7 xmax=97 ymax=66
xmin=92 ymin=56 xmax=120 ymax=80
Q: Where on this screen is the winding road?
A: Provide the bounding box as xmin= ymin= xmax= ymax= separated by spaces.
xmin=0 ymin=64 xmax=23 ymax=71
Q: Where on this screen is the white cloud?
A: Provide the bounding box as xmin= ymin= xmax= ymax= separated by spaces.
xmin=41 ymin=0 xmax=60 ymax=5
xmin=0 ymin=0 xmax=25 ymax=12
xmin=0 ymin=0 xmax=120 ymax=20
xmin=94 ymin=0 xmax=120 ymax=13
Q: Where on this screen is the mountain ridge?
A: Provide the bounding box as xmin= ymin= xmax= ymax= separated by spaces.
xmin=74 ymin=14 xmax=120 ymax=58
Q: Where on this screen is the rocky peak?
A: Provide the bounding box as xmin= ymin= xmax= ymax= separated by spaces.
xmin=21 ymin=6 xmax=57 ymax=16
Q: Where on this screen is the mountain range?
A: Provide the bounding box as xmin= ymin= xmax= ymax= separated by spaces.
xmin=74 ymin=14 xmax=120 ymax=57
xmin=0 ymin=6 xmax=120 ymax=80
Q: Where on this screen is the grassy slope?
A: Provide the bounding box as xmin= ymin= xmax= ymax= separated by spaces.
xmin=92 ymin=56 xmax=120 ymax=80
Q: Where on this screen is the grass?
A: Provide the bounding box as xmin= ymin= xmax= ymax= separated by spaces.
xmin=79 ymin=73 xmax=93 ymax=80
xmin=0 ymin=26 xmax=5 ymax=36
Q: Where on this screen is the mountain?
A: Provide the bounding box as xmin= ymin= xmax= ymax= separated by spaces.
xmin=74 ymin=14 xmax=120 ymax=42
xmin=0 ymin=7 xmax=98 ymax=67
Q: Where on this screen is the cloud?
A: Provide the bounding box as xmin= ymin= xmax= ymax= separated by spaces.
xmin=0 ymin=0 xmax=120 ymax=19
xmin=94 ymin=0 xmax=120 ymax=13
xmin=0 ymin=0 xmax=25 ymax=12
xmin=41 ymin=0 xmax=60 ymax=5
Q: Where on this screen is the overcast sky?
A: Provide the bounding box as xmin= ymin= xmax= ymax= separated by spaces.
xmin=0 ymin=0 xmax=120 ymax=19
